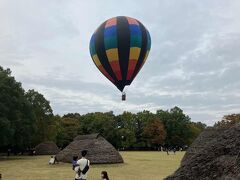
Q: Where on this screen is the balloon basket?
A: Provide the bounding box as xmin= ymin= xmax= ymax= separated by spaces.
xmin=122 ymin=92 xmax=126 ymax=101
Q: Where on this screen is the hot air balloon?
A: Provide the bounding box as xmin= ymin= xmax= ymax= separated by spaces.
xmin=89 ymin=16 xmax=151 ymax=100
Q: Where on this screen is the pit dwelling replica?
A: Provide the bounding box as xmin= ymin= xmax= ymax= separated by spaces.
xmin=35 ymin=141 xmax=60 ymax=155
xmin=165 ymin=124 xmax=240 ymax=180
xmin=56 ymin=133 xmax=123 ymax=164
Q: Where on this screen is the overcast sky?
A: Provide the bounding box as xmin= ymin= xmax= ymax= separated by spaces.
xmin=0 ymin=0 xmax=240 ymax=125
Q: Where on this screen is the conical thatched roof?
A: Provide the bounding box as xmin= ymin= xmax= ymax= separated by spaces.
xmin=165 ymin=124 xmax=240 ymax=180
xmin=56 ymin=133 xmax=124 ymax=164
xmin=35 ymin=141 xmax=60 ymax=155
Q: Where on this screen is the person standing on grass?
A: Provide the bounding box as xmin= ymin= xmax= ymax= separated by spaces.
xmin=7 ymin=148 xmax=11 ymax=156
xmin=75 ymin=150 xmax=90 ymax=180
xmin=166 ymin=148 xmax=169 ymax=155
xmin=101 ymin=171 xmax=109 ymax=180
xmin=49 ymin=156 xmax=55 ymax=165
xmin=173 ymin=147 xmax=176 ymax=155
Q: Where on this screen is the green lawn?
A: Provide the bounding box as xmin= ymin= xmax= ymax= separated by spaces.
xmin=0 ymin=151 xmax=184 ymax=180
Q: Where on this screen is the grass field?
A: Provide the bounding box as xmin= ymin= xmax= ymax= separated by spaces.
xmin=0 ymin=151 xmax=184 ymax=180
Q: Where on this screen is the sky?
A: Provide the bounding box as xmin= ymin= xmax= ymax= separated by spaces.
xmin=0 ymin=0 xmax=240 ymax=125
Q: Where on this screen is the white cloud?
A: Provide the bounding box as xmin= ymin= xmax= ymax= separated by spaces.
xmin=0 ymin=0 xmax=240 ymax=125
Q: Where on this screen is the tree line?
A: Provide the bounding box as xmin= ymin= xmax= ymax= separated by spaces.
xmin=214 ymin=114 xmax=240 ymax=128
xmin=0 ymin=66 xmax=206 ymax=153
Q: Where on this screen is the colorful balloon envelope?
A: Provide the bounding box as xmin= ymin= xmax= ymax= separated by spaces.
xmin=89 ymin=16 xmax=151 ymax=93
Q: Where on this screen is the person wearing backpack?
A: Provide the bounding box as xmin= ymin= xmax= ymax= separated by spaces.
xmin=75 ymin=150 xmax=90 ymax=180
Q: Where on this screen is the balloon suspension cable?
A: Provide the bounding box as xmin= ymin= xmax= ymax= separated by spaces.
xmin=122 ymin=91 xmax=126 ymax=101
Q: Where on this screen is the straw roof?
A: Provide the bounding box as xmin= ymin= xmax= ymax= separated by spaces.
xmin=35 ymin=141 xmax=60 ymax=155
xmin=56 ymin=133 xmax=123 ymax=164
xmin=165 ymin=124 xmax=240 ymax=179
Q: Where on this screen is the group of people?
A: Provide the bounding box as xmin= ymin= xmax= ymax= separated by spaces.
xmin=72 ymin=150 xmax=109 ymax=180
xmin=166 ymin=148 xmax=176 ymax=155
xmin=49 ymin=149 xmax=109 ymax=180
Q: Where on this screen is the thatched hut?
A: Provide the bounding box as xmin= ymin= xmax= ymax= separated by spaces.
xmin=181 ymin=127 xmax=224 ymax=166
xmin=165 ymin=124 xmax=240 ymax=180
xmin=35 ymin=141 xmax=60 ymax=155
xmin=56 ymin=133 xmax=124 ymax=164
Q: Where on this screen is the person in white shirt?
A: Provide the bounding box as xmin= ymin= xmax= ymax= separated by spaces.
xmin=74 ymin=150 xmax=90 ymax=180
xmin=49 ymin=156 xmax=55 ymax=165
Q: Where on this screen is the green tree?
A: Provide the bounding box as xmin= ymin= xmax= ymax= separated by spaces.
xmin=0 ymin=117 xmax=13 ymax=147
xmin=115 ymin=112 xmax=136 ymax=149
xmin=63 ymin=113 xmax=81 ymax=119
xmin=25 ymin=89 xmax=54 ymax=144
xmin=57 ymin=117 xmax=80 ymax=147
xmin=156 ymin=107 xmax=192 ymax=147
xmin=187 ymin=122 xmax=206 ymax=144
xmin=118 ymin=128 xmax=136 ymax=149
xmin=0 ymin=66 xmax=36 ymax=151
xmin=79 ymin=112 xmax=118 ymax=147
xmin=134 ymin=111 xmax=156 ymax=148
